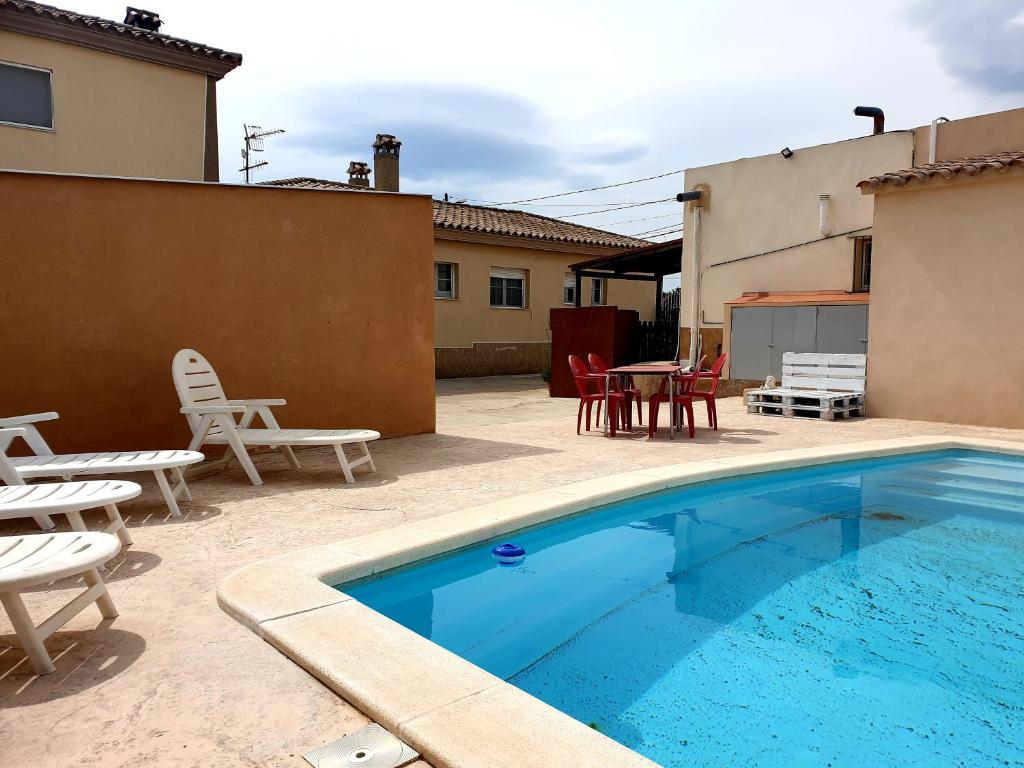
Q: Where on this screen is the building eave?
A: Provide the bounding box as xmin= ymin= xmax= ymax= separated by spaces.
xmin=432 ymin=227 xmax=635 ymax=256
xmin=0 ymin=2 xmax=242 ymax=78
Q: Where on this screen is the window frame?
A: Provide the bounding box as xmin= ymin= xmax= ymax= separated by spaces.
xmin=489 ymin=267 xmax=527 ymax=309
xmin=591 ymin=277 xmax=606 ymax=306
xmin=0 ymin=60 xmax=55 ymax=132
xmin=434 ymin=261 xmax=457 ymax=299
xmin=563 ymin=274 xmax=576 ymax=305
xmin=853 ymin=236 xmax=872 ymax=293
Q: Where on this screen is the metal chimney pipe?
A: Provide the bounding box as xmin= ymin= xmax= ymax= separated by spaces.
xmin=853 ymin=106 xmax=885 ymax=135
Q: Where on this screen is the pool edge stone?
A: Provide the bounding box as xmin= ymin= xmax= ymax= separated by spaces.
xmin=216 ymin=434 xmax=1024 ymax=768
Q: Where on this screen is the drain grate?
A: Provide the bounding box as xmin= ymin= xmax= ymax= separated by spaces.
xmin=304 ymin=724 xmax=420 ymax=768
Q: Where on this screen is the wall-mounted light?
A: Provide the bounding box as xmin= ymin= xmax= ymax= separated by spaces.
xmin=781 ymin=147 xmax=794 ymax=159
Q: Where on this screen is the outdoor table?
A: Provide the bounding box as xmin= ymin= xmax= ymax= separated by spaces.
xmin=603 ymin=364 xmax=692 ymax=440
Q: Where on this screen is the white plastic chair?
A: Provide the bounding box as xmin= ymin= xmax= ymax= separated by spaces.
xmin=0 ymin=414 xmax=203 ymax=517
xmin=0 ymin=428 xmax=141 ymax=538
xmin=0 ymin=531 xmax=121 ymax=675
xmin=171 ymin=349 xmax=379 ymax=486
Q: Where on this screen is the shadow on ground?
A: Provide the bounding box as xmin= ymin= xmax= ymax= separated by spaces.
xmin=0 ymin=627 xmax=146 ymax=706
xmin=192 ymin=434 xmax=561 ymax=493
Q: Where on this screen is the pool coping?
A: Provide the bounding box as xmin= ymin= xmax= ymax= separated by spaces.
xmin=217 ymin=435 xmax=1024 ymax=768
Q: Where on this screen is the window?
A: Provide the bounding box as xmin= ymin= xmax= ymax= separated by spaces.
xmin=490 ymin=267 xmax=527 ymax=308
xmin=434 ymin=262 xmax=457 ymax=299
xmin=853 ymin=237 xmax=872 ymax=292
xmin=591 ymin=278 xmax=605 ymax=305
xmin=0 ymin=62 xmax=53 ymax=130
xmin=563 ymin=275 xmax=576 ymax=305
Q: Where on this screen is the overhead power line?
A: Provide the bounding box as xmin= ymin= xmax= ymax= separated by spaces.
xmin=466 ymin=200 xmax=671 ymax=208
xmin=557 ymin=198 xmax=676 ymax=219
xmin=604 ymin=211 xmax=680 ymax=227
xmin=647 ymin=228 xmax=684 ymax=240
xmin=630 ymin=221 xmax=685 ymax=238
xmin=492 ymin=168 xmax=686 ymax=205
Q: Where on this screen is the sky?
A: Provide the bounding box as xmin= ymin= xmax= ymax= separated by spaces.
xmin=71 ymin=0 xmax=1024 ymax=268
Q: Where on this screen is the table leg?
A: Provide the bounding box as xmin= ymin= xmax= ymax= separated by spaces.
xmin=624 ymin=375 xmax=633 ymax=430
xmin=670 ymin=373 xmax=676 ymax=441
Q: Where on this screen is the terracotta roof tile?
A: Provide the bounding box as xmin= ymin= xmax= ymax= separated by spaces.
xmin=259 ymin=177 xmax=370 ymax=192
xmin=0 ymin=0 xmax=242 ymax=71
xmin=434 ymin=200 xmax=647 ymax=249
xmin=726 ymin=291 xmax=869 ymax=306
xmin=859 ymin=151 xmax=1024 ymax=191
xmin=263 ymin=177 xmax=648 ymax=250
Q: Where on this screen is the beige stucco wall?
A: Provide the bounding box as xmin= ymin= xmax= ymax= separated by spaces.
xmin=0 ymin=30 xmax=208 ymax=179
xmin=912 ymin=107 xmax=1024 ymax=164
xmin=680 ymin=131 xmax=914 ymax=329
xmin=866 ymin=170 xmax=1024 ymax=428
xmin=433 ymin=238 xmax=656 ymax=348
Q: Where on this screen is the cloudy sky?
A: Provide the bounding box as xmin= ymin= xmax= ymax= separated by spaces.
xmin=77 ymin=0 xmax=1024 ymax=248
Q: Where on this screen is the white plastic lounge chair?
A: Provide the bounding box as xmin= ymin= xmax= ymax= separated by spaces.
xmin=0 ymin=480 xmax=139 ymax=546
xmin=0 ymin=413 xmax=203 ymax=517
xmin=171 ymin=349 xmax=379 ymax=487
xmin=0 ymin=427 xmax=141 ymax=539
xmin=0 ymin=531 xmax=121 ymax=675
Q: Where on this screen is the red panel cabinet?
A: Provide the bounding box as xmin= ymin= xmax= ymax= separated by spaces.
xmin=549 ymin=307 xmax=638 ymax=398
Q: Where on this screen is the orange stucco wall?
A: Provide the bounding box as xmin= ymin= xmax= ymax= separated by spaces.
xmin=0 ymin=171 xmax=436 ymax=452
xmin=866 ymin=169 xmax=1024 ymax=428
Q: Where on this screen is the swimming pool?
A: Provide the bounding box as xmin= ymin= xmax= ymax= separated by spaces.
xmin=345 ymin=450 xmax=1024 ymax=767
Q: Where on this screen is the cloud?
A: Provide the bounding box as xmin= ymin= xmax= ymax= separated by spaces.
xmin=297 ymin=120 xmax=557 ymax=183
xmin=283 ymin=83 xmax=648 ymax=194
xmin=910 ymin=0 xmax=1024 ymax=94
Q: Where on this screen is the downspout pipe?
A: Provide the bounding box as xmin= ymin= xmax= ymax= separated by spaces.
xmin=929 ymin=116 xmax=950 ymax=164
xmin=677 ymin=190 xmax=703 ymax=367
xmin=818 ymin=194 xmax=832 ymax=237
xmin=853 ymin=106 xmax=885 ymax=135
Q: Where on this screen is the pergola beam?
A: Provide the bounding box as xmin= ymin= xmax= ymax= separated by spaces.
xmin=574 ymin=270 xmax=660 ymax=282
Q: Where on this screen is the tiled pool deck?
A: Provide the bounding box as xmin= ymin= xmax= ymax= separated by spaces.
xmin=3 ymin=376 xmax=1023 ymax=767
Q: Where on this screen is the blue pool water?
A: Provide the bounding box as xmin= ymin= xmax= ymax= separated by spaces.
xmin=344 ymin=450 xmax=1024 ymax=767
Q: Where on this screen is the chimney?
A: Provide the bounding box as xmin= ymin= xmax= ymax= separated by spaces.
xmin=372 ymin=133 xmax=401 ymax=192
xmin=853 ymin=106 xmax=885 ymax=135
xmin=347 ymin=161 xmax=371 ymax=188
xmin=124 ymin=6 xmax=163 ymax=32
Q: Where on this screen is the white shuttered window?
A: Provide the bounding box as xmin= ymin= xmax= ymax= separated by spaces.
xmin=490 ymin=267 xmax=527 ymax=308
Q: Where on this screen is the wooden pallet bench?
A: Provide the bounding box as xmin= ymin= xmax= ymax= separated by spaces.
xmin=747 ymin=353 xmax=866 ymax=421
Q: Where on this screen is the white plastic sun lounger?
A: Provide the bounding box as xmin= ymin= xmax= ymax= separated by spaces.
xmin=0 ymin=479 xmax=139 ymax=546
xmin=0 ymin=531 xmax=121 ymax=674
xmin=172 ymin=349 xmax=379 ymax=487
xmin=0 ymin=414 xmax=203 ymax=517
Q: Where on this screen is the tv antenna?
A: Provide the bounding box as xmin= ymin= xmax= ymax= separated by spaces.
xmin=240 ymin=124 xmax=285 ymax=183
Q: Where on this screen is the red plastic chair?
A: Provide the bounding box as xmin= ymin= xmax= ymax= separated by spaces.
xmin=587 ymin=353 xmax=642 ymax=426
xmin=648 ymin=355 xmax=706 ymax=439
xmin=568 ymin=355 xmax=628 ymax=436
xmin=693 ymin=353 xmax=728 ymax=430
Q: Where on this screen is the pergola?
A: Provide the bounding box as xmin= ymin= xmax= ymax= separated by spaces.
xmin=568 ymin=237 xmax=682 ymax=321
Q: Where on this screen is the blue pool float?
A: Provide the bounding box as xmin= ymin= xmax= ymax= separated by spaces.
xmin=491 ymin=543 xmax=526 ymax=566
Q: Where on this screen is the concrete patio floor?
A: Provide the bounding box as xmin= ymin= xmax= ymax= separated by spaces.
xmin=3 ymin=375 xmax=1023 ymax=768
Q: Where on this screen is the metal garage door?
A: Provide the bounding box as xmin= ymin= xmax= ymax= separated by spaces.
xmin=815 ymin=305 xmax=868 ymax=355
xmin=729 ymin=304 xmax=869 ymax=380
xmin=770 ymin=306 xmax=817 ymax=380
xmin=729 ymin=307 xmax=772 ymax=379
